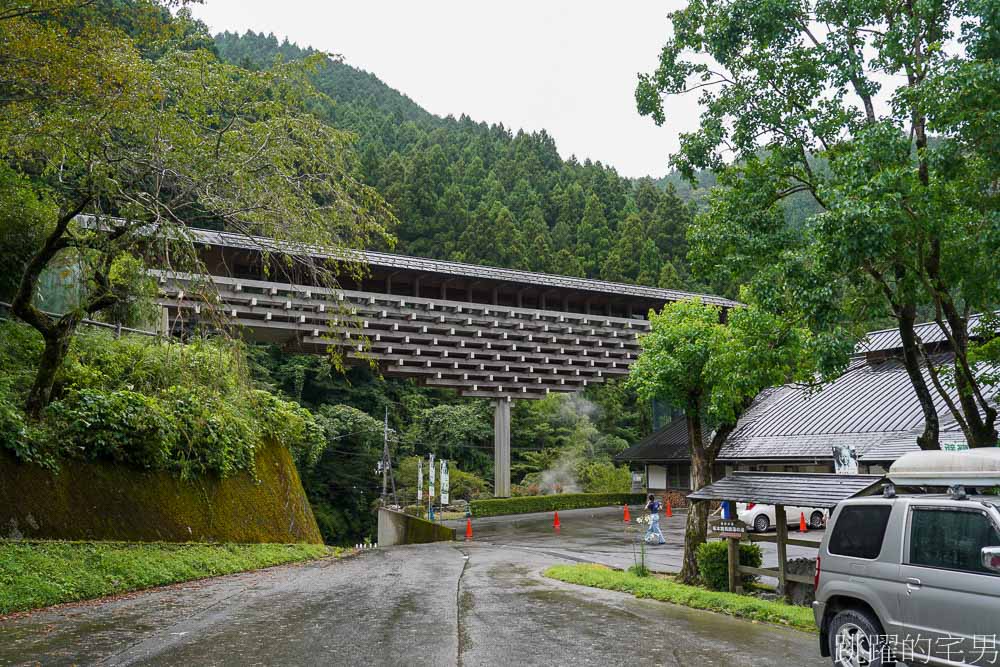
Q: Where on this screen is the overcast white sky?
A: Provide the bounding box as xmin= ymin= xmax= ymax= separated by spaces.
xmin=190 ymin=1 xmax=698 ymax=178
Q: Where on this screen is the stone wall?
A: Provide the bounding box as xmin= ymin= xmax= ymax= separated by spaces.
xmin=0 ymin=441 xmax=322 ymax=543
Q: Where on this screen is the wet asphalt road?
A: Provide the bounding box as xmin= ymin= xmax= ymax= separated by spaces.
xmin=0 ymin=510 xmax=827 ymax=666
xmin=446 ymin=505 xmax=824 ymax=577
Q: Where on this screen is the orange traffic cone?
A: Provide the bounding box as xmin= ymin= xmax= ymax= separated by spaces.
xmin=465 ymin=517 xmax=473 ymax=540
xmin=553 ymin=510 xmax=561 ymax=529
xmin=799 ymin=512 xmax=808 ymax=532
xmin=665 ymin=501 xmax=673 ymax=518
xmin=623 ymin=504 xmax=631 ymax=522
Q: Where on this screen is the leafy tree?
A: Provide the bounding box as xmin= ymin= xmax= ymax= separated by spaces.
xmin=657 ymin=261 xmax=682 ymax=290
xmin=521 ymin=207 xmax=554 ymax=274
xmin=306 ymin=404 xmax=384 ymax=544
xmin=549 ymin=249 xmax=586 ymax=279
xmin=575 ymin=194 xmax=612 ymax=277
xmin=636 ymin=239 xmax=662 ymax=287
xmin=627 ymin=298 xmax=820 ymax=583
xmin=404 ymin=402 xmax=494 ymax=473
xmin=601 ymin=213 xmax=643 ymax=283
xmin=1 ymin=5 xmax=393 ymax=416
xmin=456 ymin=204 xmax=527 ymax=268
xmin=637 ymin=0 xmax=1000 ymax=448
xmin=0 ymin=166 xmax=56 ymax=303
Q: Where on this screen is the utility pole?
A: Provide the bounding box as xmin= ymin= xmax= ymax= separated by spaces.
xmin=381 ymin=408 xmax=388 ymax=505
xmin=380 ymin=407 xmax=398 ymax=508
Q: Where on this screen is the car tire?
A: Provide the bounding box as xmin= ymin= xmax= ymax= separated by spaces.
xmin=753 ymin=514 xmax=769 ymax=532
xmin=827 ymin=608 xmax=888 ymax=667
xmin=810 ymin=511 xmax=825 ymax=529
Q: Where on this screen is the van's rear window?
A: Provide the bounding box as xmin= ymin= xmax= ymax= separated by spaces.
xmin=829 ymin=505 xmax=892 ymax=559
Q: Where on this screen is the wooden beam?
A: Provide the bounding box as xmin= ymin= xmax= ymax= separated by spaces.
xmin=747 ymin=534 xmax=819 ymax=549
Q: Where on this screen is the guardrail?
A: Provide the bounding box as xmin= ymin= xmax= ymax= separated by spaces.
xmin=0 ymin=301 xmax=159 ymax=337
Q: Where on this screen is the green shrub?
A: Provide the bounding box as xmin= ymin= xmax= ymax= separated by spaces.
xmin=251 ymin=389 xmax=326 ymax=467
xmin=159 ymin=386 xmax=260 ymax=479
xmin=0 ymin=321 xmax=324 ymax=480
xmin=48 ymin=389 xmax=174 ymax=469
xmin=695 ymin=540 xmax=763 ymax=591
xmin=470 ymin=492 xmax=645 ymax=517
xmin=577 ymin=461 xmax=631 ymax=493
xmin=0 ymin=398 xmax=52 ymax=468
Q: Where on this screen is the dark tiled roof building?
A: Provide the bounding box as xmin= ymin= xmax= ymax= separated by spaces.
xmin=619 ymin=318 xmax=998 ymax=494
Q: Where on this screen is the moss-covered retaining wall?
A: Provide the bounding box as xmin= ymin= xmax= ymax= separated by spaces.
xmin=0 ymin=441 xmax=322 ymax=543
xmin=377 ymin=508 xmax=456 ymax=546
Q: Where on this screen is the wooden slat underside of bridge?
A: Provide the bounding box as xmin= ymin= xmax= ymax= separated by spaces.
xmin=153 ymin=270 xmax=648 ymax=400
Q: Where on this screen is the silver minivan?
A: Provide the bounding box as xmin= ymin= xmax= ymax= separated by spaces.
xmin=814 ymin=493 xmax=1000 ymax=666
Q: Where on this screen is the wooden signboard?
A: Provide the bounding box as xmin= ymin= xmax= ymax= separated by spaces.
xmin=710 ymin=518 xmax=747 ymax=539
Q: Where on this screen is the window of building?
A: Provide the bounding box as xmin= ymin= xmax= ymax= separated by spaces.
xmin=829 ymin=505 xmax=892 ymax=559
xmin=663 ymin=463 xmax=690 ymax=490
xmin=908 ymin=508 xmax=1000 ymax=575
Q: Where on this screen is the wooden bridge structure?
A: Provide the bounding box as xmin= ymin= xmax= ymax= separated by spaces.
xmin=154 ymin=228 xmax=735 ymax=496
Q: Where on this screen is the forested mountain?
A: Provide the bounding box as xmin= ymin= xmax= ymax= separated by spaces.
xmin=213 ymin=31 xmax=698 ymax=291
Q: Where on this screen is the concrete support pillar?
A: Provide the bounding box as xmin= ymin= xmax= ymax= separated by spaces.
xmin=493 ymin=398 xmax=511 ymax=497
xmin=159 ymin=306 xmax=170 ymax=336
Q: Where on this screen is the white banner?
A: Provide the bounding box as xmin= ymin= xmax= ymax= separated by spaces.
xmin=832 ymin=444 xmax=859 ymax=475
xmin=440 ymin=459 xmax=450 ymax=505
xmin=417 ymin=459 xmax=423 ymax=502
xmin=429 ymin=454 xmax=435 ymax=500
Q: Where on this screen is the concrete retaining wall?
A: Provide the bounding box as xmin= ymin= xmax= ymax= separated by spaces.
xmin=0 ymin=441 xmax=322 ymax=544
xmin=377 ymin=508 xmax=456 ymax=547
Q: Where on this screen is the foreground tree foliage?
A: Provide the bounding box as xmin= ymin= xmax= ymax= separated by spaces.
xmin=1 ymin=2 xmax=394 ymax=416
xmin=637 ymin=0 xmax=1000 ymax=448
xmin=628 ymin=299 xmax=825 ymax=583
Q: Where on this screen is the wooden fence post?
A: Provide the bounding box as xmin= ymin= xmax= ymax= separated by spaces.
xmin=727 ymin=536 xmax=741 ymax=594
xmin=775 ymin=504 xmax=789 ymax=601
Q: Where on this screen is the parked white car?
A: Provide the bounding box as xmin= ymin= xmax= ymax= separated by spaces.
xmin=737 ymin=502 xmax=827 ymax=532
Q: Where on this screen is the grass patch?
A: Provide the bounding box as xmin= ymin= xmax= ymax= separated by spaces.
xmin=544 ymin=563 xmax=816 ymax=633
xmin=470 ymin=493 xmax=645 ymax=518
xmin=0 ymin=540 xmax=336 ymax=616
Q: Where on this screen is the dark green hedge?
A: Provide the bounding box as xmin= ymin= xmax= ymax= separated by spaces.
xmin=470 ymin=493 xmax=646 ymax=518
xmin=696 ymin=540 xmax=763 ymax=591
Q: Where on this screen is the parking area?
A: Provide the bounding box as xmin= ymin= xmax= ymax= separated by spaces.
xmin=447 ymin=505 xmax=823 ymax=575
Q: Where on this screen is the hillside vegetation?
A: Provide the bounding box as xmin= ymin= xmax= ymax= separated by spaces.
xmin=0 ymin=321 xmax=322 ymax=476
xmin=215 ymin=31 xmax=699 ymax=291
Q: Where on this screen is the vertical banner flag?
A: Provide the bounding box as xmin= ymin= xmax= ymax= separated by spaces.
xmin=417 ymin=459 xmax=423 ymax=502
xmin=429 ymin=454 xmax=436 ymax=501
xmin=440 ymin=459 xmax=450 ymax=505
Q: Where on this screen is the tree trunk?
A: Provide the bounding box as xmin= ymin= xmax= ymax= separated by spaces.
xmin=943 ymin=310 xmax=998 ymax=447
xmin=12 ymin=200 xmax=90 ymax=418
xmin=897 ymin=303 xmax=940 ymax=450
xmin=25 ymin=326 xmax=74 ymax=419
xmin=679 ymin=412 xmax=713 ymax=584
